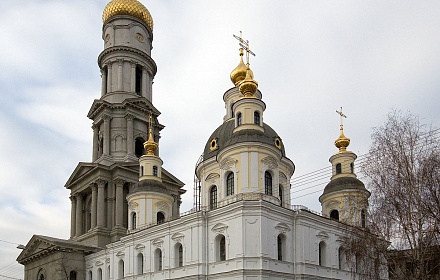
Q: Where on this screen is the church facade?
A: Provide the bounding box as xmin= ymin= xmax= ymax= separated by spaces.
xmin=17 ymin=1 xmax=386 ymax=279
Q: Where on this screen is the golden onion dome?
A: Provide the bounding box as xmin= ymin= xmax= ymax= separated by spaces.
xmin=103 ymin=0 xmax=154 ymax=30
xmin=238 ymin=64 xmax=258 ymax=97
xmin=230 ymin=48 xmax=251 ymax=86
xmin=335 ymin=128 xmax=350 ymax=152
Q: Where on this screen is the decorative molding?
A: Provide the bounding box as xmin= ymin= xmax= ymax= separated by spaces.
xmin=134 ymin=244 xmax=145 ymax=251
xmin=136 ymin=33 xmax=145 ymax=42
xmin=262 ymin=156 xmax=278 ymax=169
xmin=105 ymin=258 xmax=110 ymax=263
xmin=152 ymin=238 xmax=164 ymax=248
xmin=205 ymin=173 xmax=220 ymax=183
xmin=171 ymin=233 xmax=185 ymax=243
xmin=95 ymin=260 xmax=103 ymax=266
xmin=316 ymin=231 xmax=330 ymax=240
xmin=220 ymin=158 xmax=236 ymax=170
xmin=211 ymin=223 xmax=228 ymax=234
xmin=128 ymin=202 xmax=139 ymax=211
xmin=116 ymin=251 xmax=125 ymax=257
xmin=275 ymin=222 xmax=291 ymax=234
xmin=113 ymin=178 xmax=125 ymax=187
xmin=155 ymin=201 xmax=169 ymax=211
xmin=279 ymin=172 xmax=288 ymax=185
xmin=95 ymin=179 xmax=106 ymax=187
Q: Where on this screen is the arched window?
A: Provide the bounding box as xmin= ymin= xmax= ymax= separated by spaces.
xmin=132 ymin=212 xmax=137 ymax=229
xmin=118 ymin=260 xmax=124 ymax=279
xmin=153 ymin=166 xmax=158 ymax=176
xmin=97 ymin=268 xmax=102 ymax=280
xmin=226 ymin=172 xmax=234 ymax=196
xmin=135 ymin=137 xmax=145 ymax=158
xmin=135 ymin=65 xmax=142 ymax=95
xmin=350 ymin=162 xmax=354 ymax=173
xmin=336 ymin=163 xmax=342 ymax=174
xmin=157 ymin=212 xmax=165 ymax=224
xmin=88 ymin=271 xmax=92 ymax=280
xmin=37 ymin=269 xmax=45 ymax=280
xmin=264 ymin=171 xmax=272 ymax=195
xmin=237 ymin=112 xmax=242 ymax=126
xmin=175 ymin=243 xmax=183 ymax=267
xmin=230 ymin=102 xmax=235 ymax=118
xmin=70 ymin=271 xmax=77 ymax=280
xmin=210 ymin=186 xmax=217 ymax=210
xmin=155 ymin=248 xmax=162 ymax=271
xmin=217 ymin=235 xmax=226 ymax=261
xmin=279 ymin=185 xmax=283 ymax=206
xmin=254 ymin=111 xmax=260 ymax=125
xmin=330 ymin=209 xmax=339 ymax=221
xmin=136 ymin=253 xmax=144 ymax=274
xmin=361 ymin=209 xmax=366 ymax=228
xmin=319 ymin=241 xmax=326 ymax=266
xmin=338 ymin=247 xmax=346 ymax=270
xmin=106 ymin=266 xmax=110 ymax=280
xmin=277 ymin=234 xmax=286 ymax=261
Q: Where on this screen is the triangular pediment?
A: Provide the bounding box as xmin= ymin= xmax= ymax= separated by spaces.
xmin=64 ymin=162 xmax=100 ymax=189
xmin=17 ymin=235 xmax=98 ymax=265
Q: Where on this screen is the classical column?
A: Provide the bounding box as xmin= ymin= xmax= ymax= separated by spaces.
xmin=92 ymin=124 xmax=99 ymax=161
xmin=97 ymin=179 xmax=106 ymax=228
xmin=114 ymin=179 xmax=125 ymax=228
xmin=142 ymin=66 xmax=147 ymax=98
xmin=70 ymin=196 xmax=76 ymax=238
xmin=75 ymin=194 xmax=83 ymax=236
xmin=147 ymin=70 xmax=152 ymax=101
xmin=101 ymin=68 xmax=107 ymax=96
xmin=107 ymin=63 xmax=113 ymax=92
xmin=103 ymin=114 xmax=111 ymax=156
xmin=126 ymin=114 xmax=134 ymax=157
xmin=117 ymin=59 xmax=123 ymax=91
xmin=107 ymin=183 xmax=114 ymax=230
xmin=91 ymin=184 xmax=97 ymax=229
xmin=130 ymin=62 xmax=136 ymax=92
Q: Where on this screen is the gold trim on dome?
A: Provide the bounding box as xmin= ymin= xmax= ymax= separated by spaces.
xmin=238 ymin=64 xmax=258 ymax=98
xmin=209 ymin=138 xmax=218 ymax=151
xmin=274 ymin=137 xmax=282 ymax=150
xmin=103 ymin=0 xmax=154 ymax=30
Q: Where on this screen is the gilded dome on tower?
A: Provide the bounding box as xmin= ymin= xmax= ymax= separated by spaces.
xmin=230 ymin=48 xmax=251 ymax=86
xmin=335 ymin=129 xmax=350 ymax=152
xmin=103 ymin=0 xmax=154 ymax=30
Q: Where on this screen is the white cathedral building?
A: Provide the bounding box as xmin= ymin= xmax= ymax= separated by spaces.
xmin=17 ymin=1 xmax=382 ymax=279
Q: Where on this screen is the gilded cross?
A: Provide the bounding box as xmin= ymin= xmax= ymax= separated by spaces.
xmin=336 ymin=107 xmax=347 ymax=130
xmin=233 ymin=31 xmax=256 ymax=64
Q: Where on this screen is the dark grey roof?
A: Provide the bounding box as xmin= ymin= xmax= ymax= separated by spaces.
xmin=203 ymin=120 xmax=286 ymax=160
xmin=130 ymin=179 xmax=170 ymax=195
xmin=321 ymin=177 xmax=369 ymax=196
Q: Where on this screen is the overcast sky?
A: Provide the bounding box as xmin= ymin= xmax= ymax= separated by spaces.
xmin=1 ymin=0 xmax=439 ymax=277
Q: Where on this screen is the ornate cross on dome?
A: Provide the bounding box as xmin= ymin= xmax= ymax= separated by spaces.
xmin=233 ymin=31 xmax=255 ymax=65
xmin=336 ymin=107 xmax=347 ymax=131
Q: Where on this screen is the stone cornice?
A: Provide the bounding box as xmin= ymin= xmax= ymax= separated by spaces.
xmin=98 ymin=46 xmax=157 ymax=76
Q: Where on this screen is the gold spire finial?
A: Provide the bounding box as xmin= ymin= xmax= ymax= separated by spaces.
xmin=335 ymin=107 xmax=350 ymax=152
xmin=239 ymin=64 xmax=258 ymax=97
xmin=230 ymin=48 xmax=249 ymax=86
xmin=144 ymin=114 xmax=158 ymax=156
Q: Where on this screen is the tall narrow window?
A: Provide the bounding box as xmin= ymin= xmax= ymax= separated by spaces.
xmin=336 ymin=163 xmax=342 ymax=174
xmin=118 ymin=260 xmax=124 ymax=279
xmin=254 ymin=111 xmax=260 ymax=125
xmin=265 ymin=171 xmax=272 ymax=195
xmin=70 ymin=271 xmax=77 ymax=280
xmin=330 ymin=210 xmax=339 ymax=221
xmin=135 ymin=137 xmax=145 ymax=158
xmin=137 ymin=253 xmax=144 ymax=274
xmin=350 ymin=162 xmax=354 ymax=173
xmin=277 ymin=234 xmax=284 ymax=261
xmin=132 ymin=212 xmax=137 ymax=229
xmin=319 ymin=241 xmax=326 ymax=266
xmin=230 ymin=102 xmax=235 ymax=118
xmin=157 ymin=212 xmax=165 ymax=224
xmin=219 ymin=235 xmax=226 ymax=261
xmin=226 ymin=172 xmax=234 ymax=196
xmin=237 ymin=112 xmax=242 ymax=126
xmin=135 ymin=65 xmax=142 ymax=95
xmin=88 ymin=271 xmax=92 ymax=280
xmin=338 ymin=247 xmax=345 ymax=270
xmin=97 ymin=268 xmax=102 ymax=280
xmin=176 ymin=243 xmax=183 ymax=267
xmin=279 ymin=185 xmax=283 ymax=206
xmin=153 ymin=166 xmax=158 ymax=176
xmin=155 ymin=249 xmax=163 ymax=271
xmin=210 ymin=186 xmax=218 ymax=210
xmin=361 ymin=209 xmax=366 ymax=228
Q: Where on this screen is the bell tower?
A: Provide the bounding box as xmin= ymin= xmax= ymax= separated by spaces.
xmin=65 ymin=0 xmax=185 ymax=248
xmin=319 ymin=108 xmax=370 ymax=227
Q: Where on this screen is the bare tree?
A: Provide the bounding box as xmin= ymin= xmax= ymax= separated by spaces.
xmin=356 ymin=110 xmax=440 ymax=279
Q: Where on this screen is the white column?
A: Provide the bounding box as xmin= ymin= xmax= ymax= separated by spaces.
xmin=70 ymin=196 xmax=76 ymax=238
xmin=97 ymin=179 xmax=106 ymax=228
xmin=91 ymin=184 xmax=97 ymax=229
xmin=75 ymin=194 xmax=83 ymax=236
